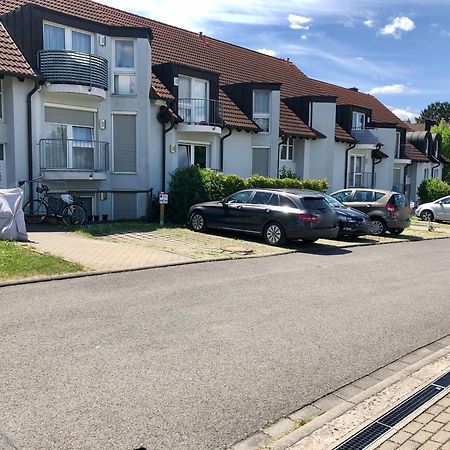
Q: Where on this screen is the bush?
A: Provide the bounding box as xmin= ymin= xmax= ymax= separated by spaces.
xmin=169 ymin=167 xmax=329 ymax=222
xmin=418 ymin=178 xmax=450 ymax=204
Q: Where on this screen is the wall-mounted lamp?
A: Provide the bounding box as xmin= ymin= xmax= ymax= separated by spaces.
xmin=99 ymin=35 xmax=107 ymax=46
xmin=99 ymin=119 xmax=107 ymax=130
xmin=170 ymin=144 xmax=177 ymax=153
xmin=100 ymin=192 xmax=108 ymax=201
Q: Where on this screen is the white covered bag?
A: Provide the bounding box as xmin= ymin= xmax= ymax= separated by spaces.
xmin=0 ymin=188 xmax=28 ymax=241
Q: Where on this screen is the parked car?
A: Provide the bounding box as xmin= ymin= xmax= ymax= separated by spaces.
xmin=188 ymin=189 xmax=339 ymax=245
xmin=416 ymin=195 xmax=450 ymax=222
xmin=330 ymin=189 xmax=411 ymax=236
xmin=319 ymin=193 xmax=371 ymax=237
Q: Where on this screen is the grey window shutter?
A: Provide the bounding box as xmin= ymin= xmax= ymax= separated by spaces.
xmin=113 ymin=193 xmax=137 ymax=220
xmin=113 ymin=114 xmax=137 ymax=172
xmin=45 ymin=107 xmax=94 ymax=127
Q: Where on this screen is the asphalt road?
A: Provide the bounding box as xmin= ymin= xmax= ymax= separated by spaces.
xmin=1 ymin=240 xmax=449 ymax=450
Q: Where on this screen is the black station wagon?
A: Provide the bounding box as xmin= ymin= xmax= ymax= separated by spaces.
xmin=188 ymin=189 xmax=339 ymax=245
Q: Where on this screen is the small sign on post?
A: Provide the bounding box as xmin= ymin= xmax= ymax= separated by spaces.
xmin=159 ymin=192 xmax=169 ymax=226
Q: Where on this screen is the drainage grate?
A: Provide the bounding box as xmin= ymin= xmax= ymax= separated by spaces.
xmin=334 ymin=369 xmax=450 ymax=450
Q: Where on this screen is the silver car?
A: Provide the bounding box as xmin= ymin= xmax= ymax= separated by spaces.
xmin=416 ymin=195 xmax=450 ymax=222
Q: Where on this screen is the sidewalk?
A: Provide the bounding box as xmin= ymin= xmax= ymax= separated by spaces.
xmin=27 ymin=230 xmax=193 ymax=271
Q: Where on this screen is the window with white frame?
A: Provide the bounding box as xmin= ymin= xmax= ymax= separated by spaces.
xmin=280 ymin=136 xmax=294 ymax=161
xmin=0 ymin=79 xmax=3 ymax=119
xmin=178 ymin=144 xmax=210 ymax=169
xmin=114 ymin=39 xmax=136 ymax=95
xmin=352 ymin=111 xmax=366 ymax=130
xmin=178 ymin=76 xmax=209 ymax=123
xmin=395 ymin=132 xmax=401 ymax=158
xmin=424 ymin=168 xmax=430 ymax=179
xmin=253 ymin=90 xmax=271 ymax=132
xmin=43 ymin=22 xmax=92 ymax=53
xmin=433 ymin=168 xmax=439 ymax=178
xmin=349 ymin=155 xmax=365 ymax=187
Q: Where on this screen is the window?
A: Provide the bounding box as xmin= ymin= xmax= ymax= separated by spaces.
xmin=251 ymin=191 xmax=272 ymax=205
xmin=374 ymin=192 xmax=386 ymax=201
xmin=332 ymin=190 xmax=353 ymax=203
xmin=301 ymin=197 xmax=329 ymax=210
xmin=0 ymin=79 xmax=3 ymax=120
xmin=269 ymin=194 xmax=280 ymax=206
xmin=178 ymin=77 xmax=209 ymax=123
xmin=227 ymin=191 xmax=253 ymax=204
xmin=349 ymin=155 xmax=365 ymax=187
xmin=424 ymin=168 xmax=430 ymax=179
xmin=113 ymin=114 xmax=137 ymax=173
xmin=253 ymin=90 xmax=271 ymax=132
xmin=395 ymin=132 xmax=401 ymax=158
xmin=43 ymin=23 xmax=92 ymax=52
xmin=281 ymin=137 xmax=294 ymax=161
xmin=279 ymin=196 xmax=298 ymax=209
xmin=352 ymin=190 xmax=374 ymax=203
xmin=433 ymin=168 xmax=439 ymax=178
xmin=252 ymin=147 xmax=270 ymax=176
xmin=114 ymin=40 xmax=136 ymax=95
xmin=352 ymin=111 xmax=366 ymax=130
xmin=178 ymin=144 xmax=210 ymax=169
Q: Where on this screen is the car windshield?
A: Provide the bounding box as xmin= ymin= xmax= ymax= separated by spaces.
xmin=323 ymin=194 xmax=343 ymax=208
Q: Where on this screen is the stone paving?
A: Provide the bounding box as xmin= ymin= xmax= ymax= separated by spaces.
xmin=374 ymin=393 xmax=450 ymax=450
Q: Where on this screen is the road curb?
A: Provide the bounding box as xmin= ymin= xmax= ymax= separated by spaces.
xmin=1 ymin=235 xmax=448 ymax=288
xmin=228 ymin=335 xmax=450 ymax=450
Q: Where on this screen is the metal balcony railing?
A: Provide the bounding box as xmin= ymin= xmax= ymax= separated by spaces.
xmin=347 ymin=172 xmax=376 ymax=188
xmin=38 ymin=50 xmax=109 ymax=91
xmin=40 ymin=139 xmax=109 ymax=172
xmin=172 ymin=98 xmax=223 ymax=127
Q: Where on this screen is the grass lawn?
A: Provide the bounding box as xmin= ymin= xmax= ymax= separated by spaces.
xmin=0 ymin=241 xmax=83 ymax=281
xmin=78 ymin=221 xmax=161 ymax=237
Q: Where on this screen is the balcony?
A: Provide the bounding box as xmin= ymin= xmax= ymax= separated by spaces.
xmin=347 ymin=172 xmax=376 ymax=188
xmin=172 ymin=98 xmax=223 ymax=133
xmin=40 ymin=139 xmax=109 ymax=181
xmin=38 ymin=50 xmax=109 ymax=94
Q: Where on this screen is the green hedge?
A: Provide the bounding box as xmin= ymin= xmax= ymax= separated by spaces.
xmin=418 ymin=178 xmax=450 ymax=204
xmin=168 ymin=166 xmax=329 ymax=222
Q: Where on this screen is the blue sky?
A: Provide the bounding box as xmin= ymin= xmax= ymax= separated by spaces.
xmin=98 ymin=0 xmax=450 ymax=122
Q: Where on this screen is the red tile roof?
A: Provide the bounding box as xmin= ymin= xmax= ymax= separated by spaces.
xmin=403 ymin=142 xmax=430 ymax=162
xmin=219 ymin=90 xmax=259 ymax=131
xmin=151 ymin=73 xmax=174 ymax=101
xmin=0 ymin=0 xmax=405 ymax=134
xmin=0 ymin=22 xmax=35 ymax=76
xmin=279 ymin=103 xmax=324 ymax=139
xmin=335 ymin=124 xmax=356 ymax=143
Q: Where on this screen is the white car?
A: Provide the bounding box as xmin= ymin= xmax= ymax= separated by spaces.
xmin=416 ymin=195 xmax=450 ymax=222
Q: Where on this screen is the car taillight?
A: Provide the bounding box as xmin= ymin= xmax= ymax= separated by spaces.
xmin=386 ymin=203 xmax=396 ymax=217
xmin=298 ymin=213 xmax=319 ymax=223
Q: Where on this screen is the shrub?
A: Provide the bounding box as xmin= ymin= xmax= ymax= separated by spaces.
xmin=279 ymin=166 xmax=300 ymax=180
xmin=418 ymin=178 xmax=450 ymax=204
xmin=168 ymin=167 xmax=329 ymax=222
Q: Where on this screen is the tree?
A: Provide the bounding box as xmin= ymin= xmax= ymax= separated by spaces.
xmin=431 ymin=120 xmax=450 ymax=182
xmin=416 ymin=102 xmax=450 ymax=123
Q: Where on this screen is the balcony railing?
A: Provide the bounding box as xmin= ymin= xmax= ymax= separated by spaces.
xmin=172 ymin=98 xmax=223 ymax=127
xmin=38 ymin=50 xmax=109 ymax=91
xmin=347 ymin=172 xmax=376 ymax=188
xmin=40 ymin=139 xmax=109 ymax=172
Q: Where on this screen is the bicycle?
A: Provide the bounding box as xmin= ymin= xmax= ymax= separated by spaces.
xmin=20 ymin=182 xmax=87 ymax=226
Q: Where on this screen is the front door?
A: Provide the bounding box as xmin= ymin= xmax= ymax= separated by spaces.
xmin=0 ymin=144 xmax=5 ymax=188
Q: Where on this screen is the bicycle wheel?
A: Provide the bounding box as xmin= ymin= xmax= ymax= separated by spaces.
xmin=23 ymin=200 xmax=48 ymax=225
xmin=61 ymin=204 xmax=87 ymax=226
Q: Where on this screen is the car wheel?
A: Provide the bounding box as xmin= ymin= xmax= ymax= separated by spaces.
xmin=420 ymin=210 xmax=434 ymax=222
xmin=389 ymin=228 xmax=404 ymax=235
xmin=302 ymin=238 xmax=318 ymax=244
xmin=190 ymin=211 xmax=207 ymax=232
xmin=370 ymin=218 xmax=387 ymax=236
xmin=263 ymin=222 xmax=286 ymax=246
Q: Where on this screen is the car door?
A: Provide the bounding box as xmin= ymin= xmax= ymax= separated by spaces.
xmin=220 ymin=190 xmax=254 ymax=230
xmin=243 ymin=191 xmax=274 ymax=231
xmin=434 ymin=197 xmax=450 ymax=220
xmin=344 ymin=190 xmax=375 ymax=214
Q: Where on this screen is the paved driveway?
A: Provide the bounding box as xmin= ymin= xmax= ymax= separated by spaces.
xmin=1 ymin=240 xmax=449 ymax=449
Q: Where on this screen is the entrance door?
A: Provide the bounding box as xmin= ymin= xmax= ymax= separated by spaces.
xmin=0 ymin=144 xmax=5 ymax=188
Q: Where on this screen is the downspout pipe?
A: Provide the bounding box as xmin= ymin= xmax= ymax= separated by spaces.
xmin=27 ymin=80 xmax=40 ymax=202
xmin=344 ymin=142 xmax=356 ymax=188
xmin=220 ymin=125 xmax=232 ymax=172
xmin=277 ymin=136 xmax=287 ymax=178
xmin=431 ymin=161 xmax=441 ymax=178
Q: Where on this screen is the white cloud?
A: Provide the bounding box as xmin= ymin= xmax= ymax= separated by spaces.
xmin=379 ymin=16 xmax=415 ymax=39
xmin=301 ymin=35 xmax=308 ymax=40
xmin=256 ymin=48 xmax=277 ymax=56
xmin=388 ymin=106 xmax=418 ymax=121
xmin=363 ymin=19 xmax=374 ymax=28
xmin=288 ymin=14 xmax=312 ymax=30
xmin=368 ymin=84 xmax=417 ymax=95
